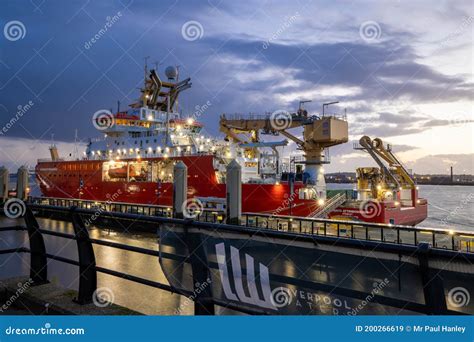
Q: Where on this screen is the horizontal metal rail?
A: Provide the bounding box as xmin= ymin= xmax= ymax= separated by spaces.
xmin=243 ymin=212 xmax=473 ymax=253
xmin=0 ymin=245 xmax=266 ymax=315
xmin=2 ymin=208 xmax=470 ymax=315
xmin=26 ymin=199 xmax=474 ymax=255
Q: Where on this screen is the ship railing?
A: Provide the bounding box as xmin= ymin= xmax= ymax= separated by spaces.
xmin=27 ymin=196 xmax=225 ymax=223
xmin=37 ymin=158 xmax=65 ymax=162
xmin=242 ymin=212 xmax=474 ymax=253
xmin=25 ymin=196 xmax=473 ymax=253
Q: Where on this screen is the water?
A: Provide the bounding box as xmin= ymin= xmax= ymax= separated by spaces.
xmin=0 ymin=216 xmax=191 ymax=315
xmin=327 ymin=183 xmax=474 ymax=231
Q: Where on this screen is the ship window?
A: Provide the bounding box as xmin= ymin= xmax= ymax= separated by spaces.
xmin=154 ymin=139 xmax=157 ymax=143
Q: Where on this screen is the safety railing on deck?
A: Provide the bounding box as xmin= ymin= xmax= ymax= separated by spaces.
xmin=242 ymin=212 xmax=474 ymax=253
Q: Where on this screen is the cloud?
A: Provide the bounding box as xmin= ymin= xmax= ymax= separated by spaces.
xmin=0 ymin=136 xmax=85 ymax=170
xmin=0 ymin=0 xmax=472 ymax=172
xmin=406 ymin=153 xmax=474 ymax=174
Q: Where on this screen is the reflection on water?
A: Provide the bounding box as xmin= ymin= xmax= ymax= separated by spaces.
xmin=0 ymin=216 xmax=192 ymax=315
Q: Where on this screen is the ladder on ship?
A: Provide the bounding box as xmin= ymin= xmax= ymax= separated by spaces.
xmin=310 ymin=192 xmax=347 ymax=218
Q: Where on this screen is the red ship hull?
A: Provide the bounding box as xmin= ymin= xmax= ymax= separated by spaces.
xmin=35 ymin=155 xmax=427 ymax=225
xmin=36 ymin=155 xmax=318 ymax=217
xmin=328 ymin=203 xmax=428 ymax=226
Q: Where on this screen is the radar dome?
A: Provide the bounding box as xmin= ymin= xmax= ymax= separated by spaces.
xmin=165 ymin=66 xmax=178 ymax=80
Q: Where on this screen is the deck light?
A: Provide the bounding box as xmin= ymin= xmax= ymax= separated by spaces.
xmin=187 ymin=118 xmax=194 ymax=125
xmin=317 ymin=198 xmax=325 ymax=205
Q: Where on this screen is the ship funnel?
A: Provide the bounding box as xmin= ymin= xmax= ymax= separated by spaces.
xmin=49 ymin=145 xmax=59 ymax=161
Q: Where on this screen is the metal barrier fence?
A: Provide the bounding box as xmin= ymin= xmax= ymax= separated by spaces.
xmin=0 ymin=206 xmax=266 ymax=315
xmin=27 ymin=196 xmax=474 ymax=253
xmin=242 ymin=213 xmax=473 ymax=253
xmin=1 ymin=203 xmax=473 ymax=315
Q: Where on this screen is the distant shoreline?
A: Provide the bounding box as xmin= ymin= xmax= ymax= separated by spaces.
xmin=326 ymin=181 xmax=474 ymax=186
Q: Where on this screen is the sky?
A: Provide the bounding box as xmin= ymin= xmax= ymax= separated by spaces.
xmin=0 ymin=0 xmax=473 ymax=174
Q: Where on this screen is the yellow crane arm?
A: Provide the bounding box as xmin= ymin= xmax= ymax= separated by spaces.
xmin=371 ymin=137 xmax=415 ymax=188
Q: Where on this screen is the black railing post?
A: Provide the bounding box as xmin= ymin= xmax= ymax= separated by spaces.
xmin=416 ymin=243 xmax=447 ymax=314
xmin=23 ymin=206 xmax=48 ymax=285
xmin=70 ymin=206 xmax=97 ymax=304
xmin=184 ymin=221 xmax=215 ymax=315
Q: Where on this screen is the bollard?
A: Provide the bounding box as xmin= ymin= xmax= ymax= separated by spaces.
xmin=16 ymin=166 xmax=29 ymax=201
xmin=173 ymin=161 xmax=187 ymax=219
xmin=0 ymin=166 xmax=8 ymax=203
xmin=226 ymin=160 xmax=241 ymax=225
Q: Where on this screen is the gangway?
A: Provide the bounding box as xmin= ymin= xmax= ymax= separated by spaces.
xmin=310 ymin=192 xmax=347 ymax=218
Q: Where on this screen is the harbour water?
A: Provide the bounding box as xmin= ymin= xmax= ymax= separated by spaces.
xmin=327 ymin=183 xmax=474 ymax=232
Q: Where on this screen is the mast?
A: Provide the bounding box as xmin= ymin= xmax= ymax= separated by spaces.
xmin=144 ymin=56 xmax=150 ymax=88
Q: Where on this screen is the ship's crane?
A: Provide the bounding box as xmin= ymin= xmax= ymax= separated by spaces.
xmin=219 ymin=107 xmax=349 ymax=198
xmin=130 ymin=68 xmax=191 ymax=112
xmin=356 ymin=136 xmax=417 ymax=204
xmin=358 ymin=136 xmax=415 ymax=189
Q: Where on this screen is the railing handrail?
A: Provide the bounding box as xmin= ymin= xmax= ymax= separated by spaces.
xmin=29 ymin=196 xmax=467 ymax=236
xmin=1 ymin=206 xmax=472 ymax=315
xmin=28 ymin=196 xmax=219 ymax=214
xmin=23 ymin=203 xmax=473 ymax=256
xmin=243 ymin=211 xmax=474 ymax=237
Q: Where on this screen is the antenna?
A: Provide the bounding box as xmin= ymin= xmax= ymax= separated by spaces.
xmin=175 ymin=65 xmax=181 ymax=111
xmin=322 ymin=101 xmax=339 ymax=116
xmin=298 ymin=100 xmax=312 ymax=111
xmin=144 ymin=56 xmax=150 ymax=87
xmin=73 ymin=129 xmax=79 ymax=159
xmin=153 ymin=60 xmax=162 ymax=71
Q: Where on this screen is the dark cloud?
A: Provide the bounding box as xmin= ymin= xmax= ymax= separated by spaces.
xmin=0 ymin=0 xmax=472 ymax=146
